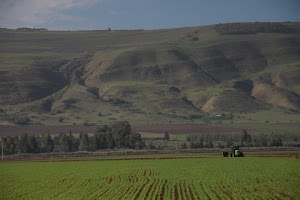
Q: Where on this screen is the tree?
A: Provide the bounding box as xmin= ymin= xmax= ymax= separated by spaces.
xmin=258 ymin=134 xmax=268 ymax=147
xmin=18 ymin=134 xmax=30 ymax=153
xmin=111 ymin=121 xmax=132 ymax=148
xmin=79 ymin=133 xmax=89 ymax=151
xmin=93 ymin=121 xmax=145 ymax=150
xmin=106 ymin=132 xmax=115 ymax=149
xmin=164 ymin=131 xmax=170 ymax=141
xmin=217 ymin=143 xmax=225 ymax=149
xmin=28 ymin=135 xmax=39 ymax=153
xmin=1 ymin=136 xmax=16 ymax=154
xmin=270 ymin=136 xmax=283 ymax=147
xmin=128 ymin=132 xmax=145 ymax=149
xmin=41 ymin=134 xmax=54 ymax=152
xmin=59 ymin=134 xmax=72 ymax=152
xmin=88 ymin=136 xmax=97 ymax=151
xmin=191 ymin=142 xmax=196 ymax=149
xmin=181 ymin=143 xmax=187 ymax=149
xmin=206 ymin=139 xmax=214 ymax=148
xmin=226 ymin=137 xmax=234 ymax=148
xmin=72 ymin=137 xmax=80 ymax=152
xmin=199 ymin=137 xmax=204 ymax=148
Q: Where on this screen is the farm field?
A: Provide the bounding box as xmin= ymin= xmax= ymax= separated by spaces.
xmin=0 ymin=153 xmax=299 ymax=199
xmin=1 ymin=122 xmax=299 ymax=136
xmin=0 ymin=123 xmax=251 ymax=136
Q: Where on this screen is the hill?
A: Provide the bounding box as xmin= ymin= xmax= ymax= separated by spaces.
xmin=0 ymin=22 xmax=299 ymax=125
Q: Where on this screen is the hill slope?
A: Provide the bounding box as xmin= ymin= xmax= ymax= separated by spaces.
xmin=0 ymin=22 xmax=299 ymax=125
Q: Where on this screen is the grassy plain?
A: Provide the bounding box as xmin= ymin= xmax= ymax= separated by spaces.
xmin=0 ymin=154 xmax=299 ymax=199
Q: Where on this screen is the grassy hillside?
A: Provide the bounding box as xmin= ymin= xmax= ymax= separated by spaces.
xmin=0 ymin=22 xmax=299 ymax=125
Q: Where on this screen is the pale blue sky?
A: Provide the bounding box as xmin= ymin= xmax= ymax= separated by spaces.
xmin=0 ymin=0 xmax=299 ymax=30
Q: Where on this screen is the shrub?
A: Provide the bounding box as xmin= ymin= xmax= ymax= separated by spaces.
xmin=58 ymin=117 xmax=64 ymax=123
xmin=14 ymin=116 xmax=31 ymax=125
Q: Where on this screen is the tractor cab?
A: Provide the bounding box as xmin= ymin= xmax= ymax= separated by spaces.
xmin=222 ymin=146 xmax=244 ymax=157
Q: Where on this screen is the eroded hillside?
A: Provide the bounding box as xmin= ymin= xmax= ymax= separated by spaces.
xmin=0 ymin=22 xmax=299 ymax=125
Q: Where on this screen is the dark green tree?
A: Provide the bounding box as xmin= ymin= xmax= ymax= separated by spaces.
xmin=41 ymin=134 xmax=54 ymax=152
xmin=1 ymin=136 xmax=16 ymax=154
xmin=258 ymin=134 xmax=268 ymax=147
xmin=128 ymin=132 xmax=145 ymax=149
xmin=59 ymin=134 xmax=72 ymax=152
xmin=270 ymin=136 xmax=283 ymax=147
xmin=206 ymin=139 xmax=214 ymax=148
xmin=111 ymin=121 xmax=131 ymax=148
xmin=18 ymin=134 xmax=30 ymax=153
xmin=79 ymin=133 xmax=89 ymax=151
xmin=72 ymin=137 xmax=80 ymax=151
xmin=199 ymin=137 xmax=204 ymax=148
xmin=28 ymin=135 xmax=39 ymax=153
xmin=226 ymin=137 xmax=234 ymax=148
xmin=191 ymin=142 xmax=197 ymax=149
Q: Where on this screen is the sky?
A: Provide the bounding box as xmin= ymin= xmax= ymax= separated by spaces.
xmin=0 ymin=0 xmax=299 ymax=30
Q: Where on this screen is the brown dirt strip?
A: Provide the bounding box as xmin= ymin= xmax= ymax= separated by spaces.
xmin=278 ymin=192 xmax=294 ymax=200
xmin=108 ymin=177 xmax=113 ymax=183
xmin=264 ymin=184 xmax=282 ymax=200
xmin=210 ymin=186 xmax=222 ymax=200
xmin=118 ymin=185 xmax=133 ymax=200
xmin=95 ymin=187 xmax=112 ymax=199
xmin=188 ymin=184 xmax=195 ymax=200
xmin=174 ymin=184 xmax=179 ymax=200
xmin=180 ymin=180 xmax=188 ymax=200
xmin=199 ymin=184 xmax=211 ymax=200
xmin=78 ymin=179 xmax=92 ymax=189
xmin=134 ymin=177 xmax=150 ymax=200
xmin=243 ymin=187 xmax=250 ymax=193
xmin=219 ymin=185 xmax=233 ymax=200
xmin=144 ymin=178 xmax=156 ymax=200
xmin=159 ymin=179 xmax=168 ymax=200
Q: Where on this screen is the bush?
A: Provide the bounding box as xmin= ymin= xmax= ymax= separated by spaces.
xmin=58 ymin=117 xmax=64 ymax=123
xmin=15 ymin=116 xmax=31 ymax=125
xmin=83 ymin=121 xmax=89 ymax=126
xmin=181 ymin=143 xmax=187 ymax=149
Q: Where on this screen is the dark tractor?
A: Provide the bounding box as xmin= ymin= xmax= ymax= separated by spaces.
xmin=222 ymin=146 xmax=244 ymax=157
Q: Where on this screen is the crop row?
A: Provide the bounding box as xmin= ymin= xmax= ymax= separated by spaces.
xmin=0 ymin=157 xmax=299 ymax=199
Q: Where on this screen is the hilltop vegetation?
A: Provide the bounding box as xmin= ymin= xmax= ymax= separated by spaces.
xmin=0 ymin=22 xmax=299 ymax=125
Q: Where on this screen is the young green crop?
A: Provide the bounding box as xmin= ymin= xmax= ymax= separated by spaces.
xmin=0 ymin=155 xmax=299 ymax=199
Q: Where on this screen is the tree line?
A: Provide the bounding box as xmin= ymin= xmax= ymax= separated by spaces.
xmin=186 ymin=129 xmax=299 ymax=149
xmin=0 ymin=121 xmax=145 ymax=155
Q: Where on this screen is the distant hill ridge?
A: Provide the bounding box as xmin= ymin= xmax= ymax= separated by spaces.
xmin=0 ymin=22 xmax=299 ymax=125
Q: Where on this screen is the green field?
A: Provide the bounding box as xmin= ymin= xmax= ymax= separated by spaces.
xmin=1 ymin=154 xmax=299 ymax=199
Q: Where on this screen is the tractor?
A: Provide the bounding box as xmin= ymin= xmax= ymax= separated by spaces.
xmin=222 ymin=146 xmax=244 ymax=157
